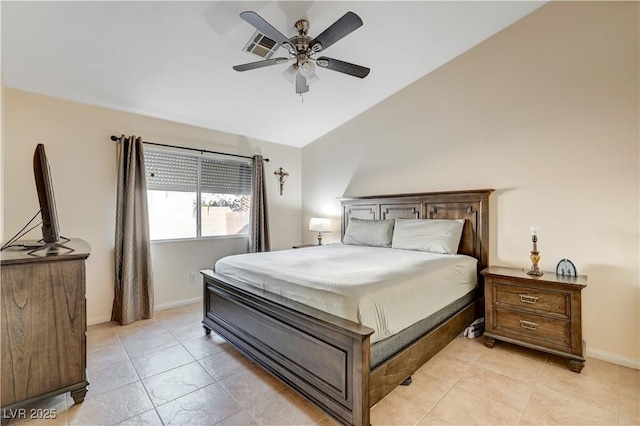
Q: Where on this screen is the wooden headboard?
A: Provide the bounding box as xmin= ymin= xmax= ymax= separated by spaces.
xmin=339 ymin=189 xmax=494 ymax=270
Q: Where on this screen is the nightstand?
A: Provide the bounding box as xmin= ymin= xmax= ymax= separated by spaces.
xmin=481 ymin=266 xmax=588 ymax=373
xmin=292 ymin=244 xmax=318 ymax=249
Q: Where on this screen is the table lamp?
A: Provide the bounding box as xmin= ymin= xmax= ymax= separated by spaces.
xmin=308 ymin=218 xmax=331 ymax=245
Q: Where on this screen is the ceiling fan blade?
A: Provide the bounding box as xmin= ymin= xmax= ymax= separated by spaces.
xmin=233 ymin=57 xmax=289 ymax=72
xmin=295 ymin=72 xmax=309 ymax=94
xmin=316 ymin=57 xmax=370 ymax=78
xmin=309 ymin=12 xmax=363 ymax=52
xmin=239 ymin=11 xmax=294 ymax=51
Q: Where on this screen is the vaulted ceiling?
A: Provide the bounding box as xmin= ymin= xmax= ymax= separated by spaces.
xmin=2 ymin=1 xmax=544 ymax=147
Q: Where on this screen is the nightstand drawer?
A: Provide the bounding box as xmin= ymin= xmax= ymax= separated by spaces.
xmin=493 ymin=281 xmax=570 ymax=318
xmin=493 ymin=308 xmax=570 ymax=348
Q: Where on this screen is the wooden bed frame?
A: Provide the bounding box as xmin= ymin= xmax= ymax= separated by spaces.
xmin=201 ymin=189 xmax=493 ymax=425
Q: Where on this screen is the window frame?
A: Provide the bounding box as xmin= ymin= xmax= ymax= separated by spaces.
xmin=144 ymin=147 xmax=252 ymax=242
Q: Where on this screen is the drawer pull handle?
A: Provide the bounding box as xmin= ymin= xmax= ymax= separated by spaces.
xmin=519 ymin=294 xmax=539 ymax=304
xmin=520 ymin=320 xmax=539 ymax=330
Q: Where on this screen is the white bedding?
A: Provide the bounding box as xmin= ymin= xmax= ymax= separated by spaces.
xmin=214 ymin=244 xmax=477 ymax=343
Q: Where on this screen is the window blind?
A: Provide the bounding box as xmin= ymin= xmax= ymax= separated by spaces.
xmin=201 ymin=158 xmax=252 ymax=195
xmin=144 ymin=150 xmax=252 ymax=194
xmin=145 ymin=151 xmax=197 ymax=191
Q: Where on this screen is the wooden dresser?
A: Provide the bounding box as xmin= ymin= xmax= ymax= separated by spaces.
xmin=1 ymin=239 xmax=91 ymax=409
xmin=481 ymin=266 xmax=587 ymax=373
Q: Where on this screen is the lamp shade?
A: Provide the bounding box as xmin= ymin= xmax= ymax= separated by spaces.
xmin=282 ymin=64 xmax=297 ymax=83
xmin=299 ymin=60 xmax=316 ymax=77
xmin=304 ymin=73 xmax=319 ymax=85
xmin=308 ymin=217 xmax=331 ymax=233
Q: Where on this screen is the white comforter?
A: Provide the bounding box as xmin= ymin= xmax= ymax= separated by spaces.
xmin=214 ymin=244 xmax=477 ymax=343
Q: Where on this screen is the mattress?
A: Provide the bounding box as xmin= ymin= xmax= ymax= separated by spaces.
xmin=370 ymin=289 xmax=477 ymax=369
xmin=214 ymin=244 xmax=477 ymax=344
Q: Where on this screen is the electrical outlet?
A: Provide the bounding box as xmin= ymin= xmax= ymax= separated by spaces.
xmin=189 ymin=272 xmax=196 ymax=283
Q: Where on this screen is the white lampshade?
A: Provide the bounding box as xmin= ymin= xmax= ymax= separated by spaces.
xmin=305 ymin=73 xmax=319 ymax=85
xmin=308 ymin=217 xmax=331 ymax=233
xmin=299 ymin=60 xmax=316 ymax=77
xmin=282 ymin=64 xmax=297 ymax=83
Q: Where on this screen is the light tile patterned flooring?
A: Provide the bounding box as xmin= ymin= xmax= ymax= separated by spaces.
xmin=6 ymin=302 xmax=639 ymax=426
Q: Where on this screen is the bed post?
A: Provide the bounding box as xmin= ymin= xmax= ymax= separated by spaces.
xmin=353 ymin=336 xmax=371 ymax=426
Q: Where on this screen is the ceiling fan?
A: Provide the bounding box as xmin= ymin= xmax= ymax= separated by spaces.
xmin=233 ymin=11 xmax=370 ymax=95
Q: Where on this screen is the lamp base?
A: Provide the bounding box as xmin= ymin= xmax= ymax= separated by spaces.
xmin=316 ymin=233 xmax=323 ymax=246
xmin=527 ymin=250 xmax=543 ymax=276
xmin=527 ymin=268 xmax=544 ymax=276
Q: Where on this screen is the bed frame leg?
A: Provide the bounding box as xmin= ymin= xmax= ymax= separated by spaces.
xmin=202 ymin=322 xmax=212 ymax=335
xmin=400 ymin=376 xmax=412 ymax=386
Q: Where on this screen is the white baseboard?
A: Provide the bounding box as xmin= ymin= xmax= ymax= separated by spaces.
xmin=587 ymin=347 xmax=640 ymax=370
xmin=87 ymin=315 xmax=112 ymax=326
xmin=87 ymin=297 xmax=203 ymax=326
xmin=154 ymin=297 xmax=202 ymax=311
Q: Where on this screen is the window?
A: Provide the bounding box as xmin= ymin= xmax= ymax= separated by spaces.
xmin=144 ymin=150 xmax=252 ymax=241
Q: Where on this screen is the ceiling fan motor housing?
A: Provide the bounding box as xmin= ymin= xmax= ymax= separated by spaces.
xmin=289 ymin=20 xmax=315 ymax=64
xmin=294 ymin=19 xmax=309 ymax=35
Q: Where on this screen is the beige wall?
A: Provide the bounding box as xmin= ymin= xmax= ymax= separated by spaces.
xmin=302 ymin=2 xmax=639 ymax=366
xmin=3 ymin=89 xmax=302 ymax=324
xmin=1 ymin=77 xmax=5 ymax=245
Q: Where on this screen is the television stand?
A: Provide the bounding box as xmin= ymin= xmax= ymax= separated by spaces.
xmin=1 ymin=238 xmax=91 ymax=411
xmin=26 ymin=236 xmax=75 ymax=255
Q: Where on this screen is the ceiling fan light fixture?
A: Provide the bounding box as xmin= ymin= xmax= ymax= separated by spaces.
xmin=298 ymin=60 xmax=316 ymax=78
xmin=282 ymin=64 xmax=297 ymax=83
xmin=305 ymin=73 xmax=320 ymax=85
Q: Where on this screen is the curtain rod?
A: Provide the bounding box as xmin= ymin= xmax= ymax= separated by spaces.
xmin=109 ymin=135 xmax=269 ymax=162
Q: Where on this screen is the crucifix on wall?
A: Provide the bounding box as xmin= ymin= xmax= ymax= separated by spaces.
xmin=274 ymin=167 xmax=289 ymax=196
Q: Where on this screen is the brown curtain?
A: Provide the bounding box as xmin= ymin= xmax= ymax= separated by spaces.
xmin=249 ymin=155 xmax=270 ymax=252
xmin=112 ymin=135 xmax=154 ymax=325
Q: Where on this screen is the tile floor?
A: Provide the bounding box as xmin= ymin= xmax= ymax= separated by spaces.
xmin=5 ymin=302 xmax=639 ymax=426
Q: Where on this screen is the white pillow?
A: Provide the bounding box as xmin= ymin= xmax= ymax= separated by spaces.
xmin=343 ymin=218 xmax=394 ymax=248
xmin=391 ymin=219 xmax=465 ymax=254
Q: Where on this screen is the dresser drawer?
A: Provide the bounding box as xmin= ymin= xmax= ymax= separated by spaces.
xmin=493 ymin=308 xmax=570 ymax=348
xmin=493 ymin=281 xmax=570 ymax=318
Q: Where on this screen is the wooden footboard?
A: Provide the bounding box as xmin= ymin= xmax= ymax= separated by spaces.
xmin=202 ymin=270 xmax=483 ymax=426
xmin=202 ymin=270 xmax=374 ymax=426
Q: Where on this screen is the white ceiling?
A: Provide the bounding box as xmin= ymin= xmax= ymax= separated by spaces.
xmin=1 ymin=1 xmax=544 ymax=148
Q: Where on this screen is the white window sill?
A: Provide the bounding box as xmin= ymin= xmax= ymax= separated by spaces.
xmin=150 ymin=235 xmax=249 ymax=244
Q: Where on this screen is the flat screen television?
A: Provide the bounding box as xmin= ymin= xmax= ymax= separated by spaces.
xmin=0 ymin=144 xmax=72 ymax=254
xmin=33 ymin=143 xmax=61 ymax=243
